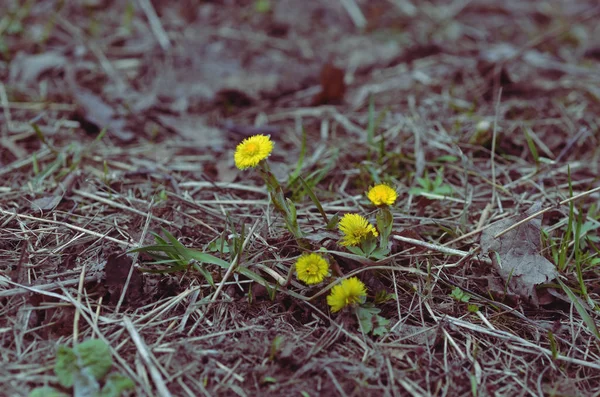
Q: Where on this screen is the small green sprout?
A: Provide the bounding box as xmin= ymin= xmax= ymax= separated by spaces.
xmin=29 ymin=339 xmax=134 ymax=397
xmin=451 ymin=286 xmax=471 ymax=303
xmin=410 ymin=168 xmax=453 ymax=198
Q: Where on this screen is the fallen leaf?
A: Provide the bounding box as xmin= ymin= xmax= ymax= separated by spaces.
xmin=9 ymin=51 xmax=67 ymax=85
xmin=72 ymin=89 xmax=135 ymax=142
xmin=104 ymin=252 xmax=144 ymax=304
xmin=480 ymin=203 xmax=558 ymax=306
xmin=156 ymin=115 xmax=223 ymax=146
xmin=30 ymin=195 xmax=62 ymax=212
xmin=391 ymin=324 xmax=438 ymax=345
xmin=215 ymin=88 xmax=254 ymax=108
xmin=312 ymin=63 xmax=346 ymax=105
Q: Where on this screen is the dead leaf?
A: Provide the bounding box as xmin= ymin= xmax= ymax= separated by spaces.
xmin=9 ymin=51 xmax=67 ymax=85
xmin=480 ymin=203 xmax=558 ymax=306
xmin=584 ymin=46 xmax=600 ymax=60
xmin=215 ymin=158 xmax=237 ymax=183
xmin=72 ymin=89 xmax=135 ymax=142
xmin=156 ymin=114 xmax=223 ymax=146
xmin=104 ymin=252 xmax=144 ymax=304
xmin=391 ymin=324 xmax=438 ymax=345
xmin=30 ymin=195 xmax=62 ymax=212
xmin=311 ymin=63 xmax=346 ymax=105
xmin=215 ymin=88 xmax=254 ymax=108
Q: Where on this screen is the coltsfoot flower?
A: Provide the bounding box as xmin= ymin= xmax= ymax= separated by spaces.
xmin=338 ymin=213 xmax=378 ymax=247
xmin=234 ymin=134 xmax=274 ymax=170
xmin=327 ymin=277 xmax=367 ymax=312
xmin=367 ymin=184 xmax=397 ymax=206
xmin=295 ymin=253 xmax=330 ymax=285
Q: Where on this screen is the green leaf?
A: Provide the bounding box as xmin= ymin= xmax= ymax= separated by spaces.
xmin=99 ymin=373 xmax=135 ymax=397
xmin=55 ymin=339 xmax=114 ymax=391
xmin=238 ymin=267 xmax=274 ymax=299
xmin=298 ymin=176 xmax=329 ymax=225
xmin=326 ymin=213 xmax=339 ymax=230
xmin=28 ymin=387 xmax=69 ymax=397
xmin=75 ymin=339 xmax=113 ymax=382
xmin=451 ymin=287 xmax=471 ymax=303
xmin=524 ymin=127 xmax=539 ymax=166
xmin=356 ymin=306 xmax=375 ymax=334
xmin=548 ymin=331 xmax=559 ymax=360
xmin=55 ymin=345 xmax=77 ymax=388
xmin=288 ymin=127 xmax=307 ymax=186
xmin=346 ymin=246 xmax=366 ymax=256
xmin=372 ymin=316 xmax=390 ymax=336
xmin=206 ymin=236 xmax=230 ymax=254
xmin=374 ymin=290 xmax=395 ymax=304
xmin=355 ymin=305 xmax=390 ymax=336
xmin=369 ymin=247 xmax=390 ymax=260
xmin=254 ymin=0 xmax=271 ymax=13
xmin=72 ymin=368 xmax=101 ymax=397
xmin=557 ymin=278 xmax=600 ymax=341
xmin=376 ymin=207 xmax=393 ymax=249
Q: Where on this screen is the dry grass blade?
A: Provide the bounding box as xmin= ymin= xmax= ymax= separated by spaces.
xmin=122 ymin=317 xmax=172 ymax=397
xmin=3 ymin=1 xmax=600 ymax=395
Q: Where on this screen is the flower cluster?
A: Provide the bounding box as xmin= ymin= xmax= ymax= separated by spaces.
xmin=233 ymin=135 xmax=393 ymax=318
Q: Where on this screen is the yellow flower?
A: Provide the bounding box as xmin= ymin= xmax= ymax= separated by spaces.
xmin=338 ymin=213 xmax=378 ymax=247
xmin=295 ymin=253 xmax=330 ymax=285
xmin=234 ymin=134 xmax=274 ymax=170
xmin=327 ymin=277 xmax=367 ymax=312
xmin=367 ymin=184 xmax=397 ymax=206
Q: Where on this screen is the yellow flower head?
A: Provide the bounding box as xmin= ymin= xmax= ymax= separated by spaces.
xmin=234 ymin=134 xmax=274 ymax=170
xmin=295 ymin=253 xmax=330 ymax=285
xmin=327 ymin=277 xmax=367 ymax=313
xmin=338 ymin=213 xmax=378 ymax=247
xmin=367 ymin=184 xmax=397 ymax=206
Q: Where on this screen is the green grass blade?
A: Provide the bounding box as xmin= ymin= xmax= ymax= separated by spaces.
xmin=287 ymin=127 xmax=307 ymax=187
xmin=298 ymin=176 xmax=329 ymax=224
xmin=523 ymin=127 xmax=539 ymax=166
xmin=556 ymin=277 xmax=600 ymax=341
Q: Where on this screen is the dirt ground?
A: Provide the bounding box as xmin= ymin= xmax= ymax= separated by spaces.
xmin=1 ymin=0 xmax=600 ymax=396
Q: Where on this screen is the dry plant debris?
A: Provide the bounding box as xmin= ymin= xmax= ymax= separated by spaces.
xmin=1 ymin=0 xmax=600 ymax=396
xmin=480 ymin=203 xmax=558 ymax=306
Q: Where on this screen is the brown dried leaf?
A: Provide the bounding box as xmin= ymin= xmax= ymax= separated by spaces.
xmin=30 ymin=195 xmax=62 ymax=211
xmin=104 ymin=253 xmax=144 ymax=304
xmin=311 ymin=63 xmax=346 ymax=105
xmin=72 ymin=89 xmax=135 ymax=142
xmin=480 ymin=203 xmax=558 ymax=306
xmin=9 ymin=51 xmax=67 ymax=85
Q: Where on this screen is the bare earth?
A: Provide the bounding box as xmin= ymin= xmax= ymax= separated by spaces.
xmin=1 ymin=0 xmax=600 ymax=396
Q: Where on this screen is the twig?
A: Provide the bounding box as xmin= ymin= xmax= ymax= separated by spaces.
xmin=210 ymin=220 xmax=259 ymax=302
xmin=491 ymin=88 xmax=502 ymax=211
xmin=393 ymin=235 xmax=470 ymax=257
xmin=0 ymin=207 xmax=131 ymax=247
xmin=444 ymin=315 xmax=600 ymax=370
xmin=137 ymin=0 xmax=171 ymax=51
xmin=0 ymin=82 xmax=14 ymax=132
xmin=73 ymin=189 xmax=178 ymax=228
xmin=122 ymin=317 xmax=173 ymax=397
xmin=72 ymin=262 xmax=87 ymax=345
xmin=339 ymin=0 xmax=367 ymax=29
xmin=493 ymin=185 xmax=600 ymax=239
xmin=115 ymin=198 xmax=154 ymax=313
xmin=0 ymin=274 xmax=102 ymax=298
